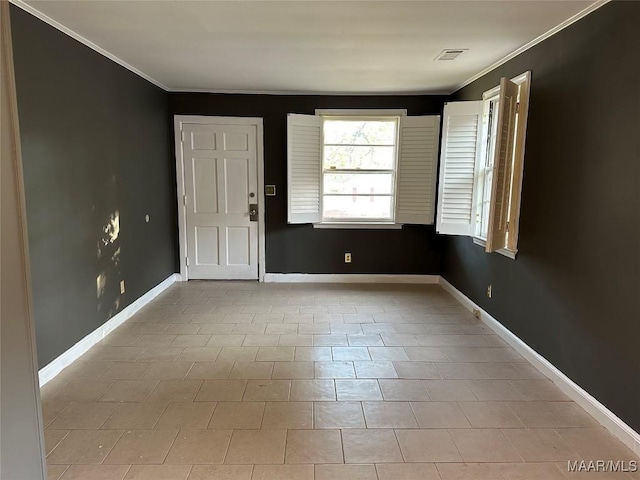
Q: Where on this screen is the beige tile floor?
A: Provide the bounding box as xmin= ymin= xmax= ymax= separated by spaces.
xmin=41 ymin=282 xmax=639 ymax=480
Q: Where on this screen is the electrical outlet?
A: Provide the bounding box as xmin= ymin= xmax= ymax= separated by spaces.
xmin=487 ymin=284 xmax=492 ymax=298
xmin=473 ymin=308 xmax=481 ymax=319
xmin=120 ymin=280 xmax=126 ymax=295
xmin=344 ymin=253 xmax=352 ymax=263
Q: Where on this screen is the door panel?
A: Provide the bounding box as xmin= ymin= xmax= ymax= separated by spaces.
xmin=224 ymin=158 xmax=249 ymax=214
xmin=195 ymin=226 xmax=219 ymax=265
xmin=223 ymin=132 xmax=249 ymax=151
xmin=191 ymin=131 xmax=216 ymax=150
xmin=193 ymin=158 xmax=218 ymax=213
xmin=227 ymin=227 xmax=251 ymax=265
xmin=182 ymin=123 xmax=258 ymax=279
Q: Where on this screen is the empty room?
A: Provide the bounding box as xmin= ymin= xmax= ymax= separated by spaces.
xmin=1 ymin=0 xmax=639 ymax=479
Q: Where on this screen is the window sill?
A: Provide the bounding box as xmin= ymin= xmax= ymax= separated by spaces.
xmin=313 ymin=222 xmax=403 ymax=230
xmin=472 ymin=237 xmax=518 ymax=260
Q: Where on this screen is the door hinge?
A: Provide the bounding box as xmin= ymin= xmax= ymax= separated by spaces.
xmin=186 ymin=257 xmax=189 ymax=266
xmin=183 ymin=195 xmax=187 ymax=206
xmin=515 ymin=102 xmax=520 ymax=113
xmin=181 ymin=130 xmax=186 ymax=142
xmin=506 ymin=221 xmax=510 ymax=232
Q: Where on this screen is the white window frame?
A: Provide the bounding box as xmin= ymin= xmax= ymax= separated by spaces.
xmin=320 ymin=112 xmax=400 ymax=225
xmin=472 ymin=72 xmax=530 ymax=259
xmin=315 ymin=109 xmax=406 ymax=227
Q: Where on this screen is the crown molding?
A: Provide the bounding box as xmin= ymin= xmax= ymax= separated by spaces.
xmin=453 ymin=0 xmax=611 ymax=94
xmin=167 ymin=87 xmax=452 ymax=96
xmin=8 ymin=0 xmax=168 ymax=91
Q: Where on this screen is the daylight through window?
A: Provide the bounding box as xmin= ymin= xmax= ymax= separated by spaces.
xmin=321 ymin=117 xmax=398 ymax=221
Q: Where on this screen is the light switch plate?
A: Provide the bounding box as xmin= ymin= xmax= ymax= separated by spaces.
xmin=265 ymin=185 xmax=276 ymax=196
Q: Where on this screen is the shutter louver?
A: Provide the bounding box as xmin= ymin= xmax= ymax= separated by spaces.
xmin=436 ymin=101 xmax=483 ymax=236
xmin=486 ymin=79 xmax=519 ymax=252
xmin=287 ymin=114 xmax=322 ymax=224
xmin=395 ymin=115 xmax=440 ymax=225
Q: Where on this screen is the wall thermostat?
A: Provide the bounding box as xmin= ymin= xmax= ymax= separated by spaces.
xmin=265 ymin=185 xmax=276 ymax=196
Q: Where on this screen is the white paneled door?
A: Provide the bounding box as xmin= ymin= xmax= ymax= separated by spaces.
xmin=182 ymin=123 xmax=258 ymax=279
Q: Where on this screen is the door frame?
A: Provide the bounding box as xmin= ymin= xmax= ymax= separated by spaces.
xmin=174 ymin=115 xmax=266 ymax=282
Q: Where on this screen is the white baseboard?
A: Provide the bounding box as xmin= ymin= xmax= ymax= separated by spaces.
xmin=263 ymin=274 xmax=440 ymax=284
xmin=439 ymin=277 xmax=640 ymax=456
xmin=38 ymin=273 xmax=179 ymax=386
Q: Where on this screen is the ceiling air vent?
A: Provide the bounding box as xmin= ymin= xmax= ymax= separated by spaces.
xmin=435 ymin=49 xmax=468 ymax=61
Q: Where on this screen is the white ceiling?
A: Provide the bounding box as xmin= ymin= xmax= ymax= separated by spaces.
xmin=21 ymin=0 xmax=597 ymax=94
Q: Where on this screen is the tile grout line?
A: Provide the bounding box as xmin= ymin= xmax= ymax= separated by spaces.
xmin=184 ymin=464 xmax=194 ymax=480
xmin=150 ymin=401 xmax=171 ymax=430
xmin=391 ymin=428 xmax=407 ymax=463
xmin=120 ymin=464 xmax=132 ymax=480
xmin=445 ymin=427 xmax=466 ymax=465
xmin=98 ymin=428 xmax=126 ymax=465
xmin=158 ymin=428 xmax=181 ymax=465
xmin=498 ymin=427 xmax=526 ymax=464
xmin=44 ymin=429 xmax=71 ymax=460
xmin=43 ymin=401 xmax=73 ymax=430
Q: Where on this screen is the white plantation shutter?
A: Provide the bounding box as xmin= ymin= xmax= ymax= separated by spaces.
xmin=287 ymin=114 xmax=322 ymax=224
xmin=486 ymin=79 xmax=519 ymax=252
xmin=436 ymin=101 xmax=483 ymax=235
xmin=395 ymin=115 xmax=440 ymax=225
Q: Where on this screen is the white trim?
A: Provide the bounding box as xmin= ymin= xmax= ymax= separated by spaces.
xmin=38 ymin=274 xmax=179 ymax=386
xmin=8 ymin=0 xmax=168 ymax=91
xmin=315 ymin=109 xmax=407 ymax=116
xmin=174 ymin=118 xmax=188 ymax=281
xmin=263 ymin=274 xmax=439 ymax=284
xmin=313 ymin=222 xmax=402 ymax=230
xmin=173 ymin=115 xmax=264 ymax=127
xmin=506 ymin=71 xmax=531 ymax=254
xmin=256 ymin=122 xmax=266 ymax=282
xmin=454 ymin=0 xmax=611 ymax=92
xmin=483 ymin=71 xmax=530 ymax=100
xmin=472 ymin=237 xmax=517 ymax=260
xmin=168 ymin=88 xmax=452 ymax=96
xmin=482 ymin=85 xmax=501 ymax=101
xmin=174 ymin=115 xmax=266 ymax=282
xmin=439 ymin=276 xmax=640 ymax=456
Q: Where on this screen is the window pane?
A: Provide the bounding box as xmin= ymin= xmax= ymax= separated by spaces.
xmin=323 ymin=195 xmax=392 ymax=220
xmin=484 ymin=99 xmax=499 ymax=169
xmin=475 ymin=98 xmax=499 ymax=239
xmin=480 ymin=168 xmax=493 ymax=238
xmin=323 ymin=173 xmax=393 ymax=195
xmin=324 ymin=145 xmax=395 ymax=170
xmin=324 ymin=119 xmax=396 ymax=145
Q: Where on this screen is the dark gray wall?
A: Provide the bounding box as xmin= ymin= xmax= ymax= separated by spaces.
xmin=169 ymin=93 xmax=447 ymax=274
xmin=442 ymin=1 xmax=640 ymax=431
xmin=11 ymin=6 xmax=176 ymax=368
